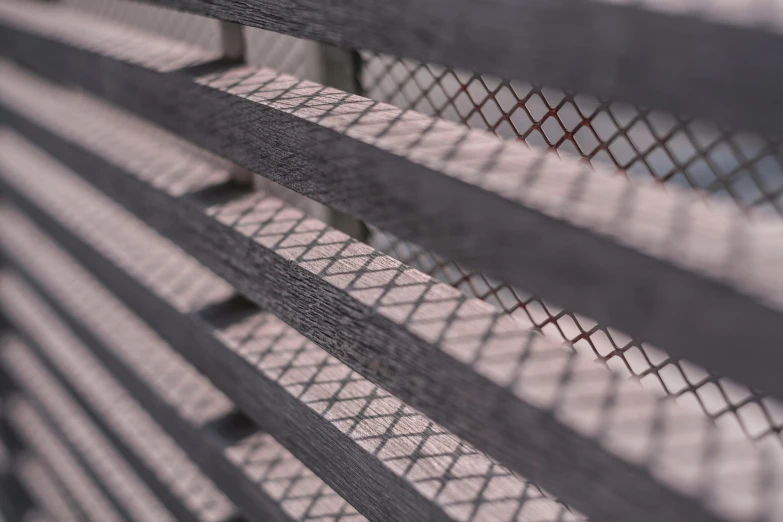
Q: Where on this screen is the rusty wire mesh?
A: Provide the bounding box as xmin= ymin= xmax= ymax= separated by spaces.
xmin=40 ymin=2 xmax=783 ymax=452
xmin=359 ymin=51 xmax=783 ymax=451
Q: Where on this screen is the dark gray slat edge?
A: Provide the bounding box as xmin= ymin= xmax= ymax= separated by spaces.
xmin=0 ymin=175 xmax=582 ymax=522
xmin=136 ymin=0 xmax=783 ymax=135
xmin=3 ymin=5 xmax=783 ymax=403
xmin=3 ymin=398 xmax=121 ymax=522
xmin=1 ymin=117 xmax=780 ymax=522
xmin=0 ymin=286 xmax=308 ymax=522
xmin=0 ymin=364 xmax=142 ymax=522
xmin=0 ymin=341 xmax=202 ymax=522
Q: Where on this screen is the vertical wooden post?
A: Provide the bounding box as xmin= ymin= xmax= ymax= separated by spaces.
xmin=319 ymin=44 xmax=369 ymax=241
xmin=220 ymin=21 xmax=254 ymax=186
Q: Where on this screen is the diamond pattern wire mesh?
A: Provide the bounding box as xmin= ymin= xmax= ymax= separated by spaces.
xmin=359 ymin=53 xmax=783 ymax=213
xmin=359 ymin=51 xmax=783 ymax=451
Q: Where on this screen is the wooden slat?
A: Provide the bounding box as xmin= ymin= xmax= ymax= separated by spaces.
xmin=4 ymin=349 xmax=244 ymax=522
xmin=0 ymin=402 xmax=74 ymax=522
xmin=136 ymin=0 xmax=783 ymax=134
xmin=1 ymin=339 xmax=213 ymax=522
xmin=0 ymin=474 xmax=34 ymax=522
xmin=5 ymin=398 xmax=126 ymax=522
xmin=0 ymin=207 xmax=579 ymax=522
xmin=0 ymin=321 xmax=240 ymax=522
xmin=1 ymin=378 xmax=163 ymax=522
xmin=0 ymin=275 xmax=366 ymax=522
xmin=15 ymin=457 xmax=83 ymax=522
xmin=0 ymin=341 xmax=191 ymax=522
xmin=0 ymin=443 xmax=34 ymax=522
xmin=1 ymin=119 xmax=781 ymax=522
xmin=3 ymin=2 xmax=783 ymax=400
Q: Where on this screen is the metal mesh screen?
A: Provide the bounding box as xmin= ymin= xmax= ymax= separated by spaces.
xmin=359 ymin=52 xmax=783 ymax=215
xmin=359 ymin=51 xmax=783 ymax=451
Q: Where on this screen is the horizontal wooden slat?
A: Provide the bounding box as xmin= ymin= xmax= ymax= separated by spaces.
xmin=1 ymin=339 xmax=214 ymax=522
xmin=0 ymin=438 xmax=34 ymax=522
xmin=138 ymin=0 xmax=783 ymax=134
xmin=2 ymin=336 xmax=244 ymax=522
xmin=0 ymin=204 xmax=580 ymax=522
xmin=15 ymin=456 xmax=83 ymax=522
xmin=5 ymin=398 xmax=126 ymax=522
xmin=0 ymin=275 xmax=367 ymax=522
xmin=1 ymin=378 xmax=164 ymax=522
xmin=0 ymin=406 xmax=75 ymax=522
xmin=1 ymin=119 xmax=781 ymax=522
xmin=0 ymin=340 xmax=195 ymax=522
xmin=3 ymin=2 xmax=783 ymax=401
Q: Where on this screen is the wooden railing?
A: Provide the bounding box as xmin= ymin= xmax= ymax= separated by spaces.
xmin=1 ymin=1 xmax=782 ymax=522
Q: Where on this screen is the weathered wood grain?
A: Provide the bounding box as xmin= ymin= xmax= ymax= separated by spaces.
xmin=0 ymin=203 xmax=581 ymax=522
xmin=136 ymin=0 xmax=783 ymax=134
xmin=0 ymin=275 xmax=363 ymax=522
xmin=2 ymin=2 xmax=783 ymax=400
xmin=2 ymin=124 xmax=782 ymax=521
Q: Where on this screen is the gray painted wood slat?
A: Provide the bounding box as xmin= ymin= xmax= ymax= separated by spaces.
xmin=0 ymin=292 xmax=257 ymax=522
xmin=14 ymin=456 xmax=84 ymax=522
xmin=0 ymin=340 xmax=212 ymax=522
xmin=0 ymin=421 xmax=35 ymax=522
xmin=0 ymin=273 xmax=368 ymax=522
xmin=4 ymin=398 xmax=126 ymax=522
xmin=3 ymin=1 xmax=783 ymax=402
xmin=0 ymin=370 xmax=170 ymax=522
xmin=1 ymin=107 xmax=782 ymax=521
xmin=135 ymin=0 xmax=783 ymax=134
xmin=0 ymin=178 xmax=581 ymax=522
xmin=3 ymin=277 xmax=364 ymax=522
